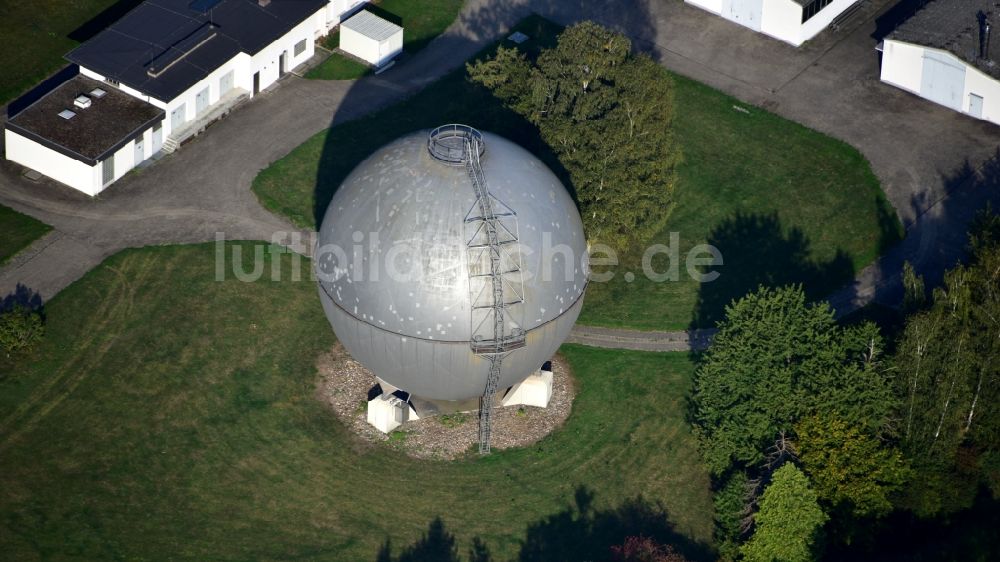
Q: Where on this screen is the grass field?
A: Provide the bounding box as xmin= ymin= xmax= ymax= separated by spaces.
xmin=306 ymin=0 xmax=463 ymax=80
xmin=0 ymin=0 xmax=131 ymax=104
xmin=0 ymin=242 xmax=714 ymax=560
xmin=307 ymin=31 xmax=372 ymax=80
xmin=254 ymin=16 xmax=900 ymax=331
xmin=0 ymin=204 xmax=51 ymax=265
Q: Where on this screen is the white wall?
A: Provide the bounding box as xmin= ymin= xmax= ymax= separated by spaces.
xmin=251 ymin=9 xmax=324 ymax=94
xmin=5 ymin=129 xmax=100 ymax=195
xmin=760 ymin=0 xmax=801 ymax=45
xmin=880 ymin=39 xmax=925 ymax=93
xmin=340 ymin=27 xmax=380 ymax=65
xmin=687 ymin=0 xmax=859 ymax=46
xmin=799 ymin=0 xmax=858 ymax=43
xmin=882 ymin=40 xmax=1000 ymax=126
xmin=379 ymin=30 xmax=404 ymax=66
xmin=158 ymin=53 xmax=249 ymax=137
xmin=964 ymin=62 xmax=1000 ymax=124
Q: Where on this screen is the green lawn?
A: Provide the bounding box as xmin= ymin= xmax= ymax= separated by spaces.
xmin=0 ymin=204 xmax=51 ymax=265
xmin=307 ymin=0 xmax=464 ymax=80
xmin=0 ymin=0 xmax=126 ymax=104
xmin=306 ymin=32 xmax=372 ymax=80
xmin=254 ymin=16 xmax=900 ymax=331
xmin=0 ymin=242 xmax=714 ymax=560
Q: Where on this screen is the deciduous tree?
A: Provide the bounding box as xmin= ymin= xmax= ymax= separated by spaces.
xmin=795 ymin=414 xmax=910 ymax=517
xmin=893 ymin=209 xmax=1000 ymax=515
xmin=0 ymin=305 xmax=44 ymax=357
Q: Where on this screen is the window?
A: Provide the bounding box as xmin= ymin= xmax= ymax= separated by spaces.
xmin=294 ymin=39 xmax=307 ymax=57
xmin=801 ymin=0 xmax=835 ymax=23
xmin=102 ymin=155 xmax=115 ymax=185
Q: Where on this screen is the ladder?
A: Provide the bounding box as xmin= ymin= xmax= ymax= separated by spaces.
xmin=459 ymin=132 xmax=525 ymax=454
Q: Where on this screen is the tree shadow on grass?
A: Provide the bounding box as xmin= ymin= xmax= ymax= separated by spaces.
xmin=1 ymin=283 xmax=44 ymax=315
xmin=690 ymin=212 xmax=854 ymax=329
xmin=828 ymin=149 xmax=1000 ymax=316
xmin=67 ymin=0 xmax=145 ymax=42
xmin=517 ymin=486 xmax=713 ymax=562
xmin=376 ymin=517 xmax=489 ymax=562
xmin=373 ymin=487 xmax=712 ymax=562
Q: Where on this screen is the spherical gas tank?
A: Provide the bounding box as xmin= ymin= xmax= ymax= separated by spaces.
xmin=316 ymin=125 xmax=587 ymax=401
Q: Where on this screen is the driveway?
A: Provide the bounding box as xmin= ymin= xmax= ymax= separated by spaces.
xmin=1 ymin=0 xmax=998 ymax=316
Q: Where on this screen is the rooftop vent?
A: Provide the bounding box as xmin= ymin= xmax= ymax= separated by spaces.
xmin=58 ymin=109 xmax=76 ymax=120
xmin=73 ymin=95 xmax=92 ymax=109
xmin=90 ymin=88 xmax=107 ymax=99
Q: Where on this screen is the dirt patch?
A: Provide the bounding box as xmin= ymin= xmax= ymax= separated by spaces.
xmin=316 ymin=343 xmax=576 ymax=460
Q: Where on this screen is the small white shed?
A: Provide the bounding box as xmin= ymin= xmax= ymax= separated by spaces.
xmin=339 ymin=10 xmax=403 ymax=67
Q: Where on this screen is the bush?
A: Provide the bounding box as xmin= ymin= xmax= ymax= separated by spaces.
xmin=0 ymin=305 xmax=44 ymax=356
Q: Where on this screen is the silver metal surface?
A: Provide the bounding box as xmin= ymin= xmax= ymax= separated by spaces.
xmin=316 ymin=129 xmax=587 ymax=402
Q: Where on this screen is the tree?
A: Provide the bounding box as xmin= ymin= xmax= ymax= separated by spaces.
xmin=712 ymin=471 xmax=751 ymax=561
xmin=893 ymin=209 xmax=1000 ymax=516
xmin=468 ymin=22 xmax=681 ymax=251
xmin=741 ymin=464 xmax=827 ymax=562
xmin=0 ymin=305 xmax=44 ymax=357
xmin=795 ymin=414 xmax=910 ymax=518
xmin=692 ymin=285 xmax=895 ymax=476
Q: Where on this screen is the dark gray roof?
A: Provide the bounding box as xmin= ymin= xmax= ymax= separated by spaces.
xmin=6 ymin=75 xmax=164 ymax=166
xmin=65 ymin=0 xmax=327 ymax=102
xmin=889 ymin=0 xmax=1000 ymax=79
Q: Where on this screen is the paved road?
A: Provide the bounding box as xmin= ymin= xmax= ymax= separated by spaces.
xmin=1 ymin=0 xmax=999 ymax=352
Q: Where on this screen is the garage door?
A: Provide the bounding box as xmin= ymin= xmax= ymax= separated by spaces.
xmin=722 ymin=0 xmax=763 ymax=32
xmin=921 ymin=51 xmax=966 ymax=111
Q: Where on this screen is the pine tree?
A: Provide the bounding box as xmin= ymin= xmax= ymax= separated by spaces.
xmin=741 ymin=464 xmax=827 ymax=562
xmin=691 ymin=285 xmax=895 ymax=476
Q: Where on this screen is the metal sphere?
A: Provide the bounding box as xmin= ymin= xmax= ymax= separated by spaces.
xmin=316 ymin=128 xmax=587 ymax=401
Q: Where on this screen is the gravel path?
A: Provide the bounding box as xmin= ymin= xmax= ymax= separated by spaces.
xmin=316 ymin=344 xmax=576 ymax=460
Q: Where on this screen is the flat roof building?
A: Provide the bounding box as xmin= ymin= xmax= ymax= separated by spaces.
xmin=880 ymin=0 xmax=1000 ymax=124
xmin=5 ymin=76 xmax=164 ymax=195
xmin=5 ymin=0 xmax=366 ymax=195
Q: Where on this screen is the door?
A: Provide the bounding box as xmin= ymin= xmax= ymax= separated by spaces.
xmin=170 ymin=104 xmax=186 ymax=132
xmin=102 ymin=156 xmax=115 ymax=185
xmin=279 ymin=52 xmax=286 ymax=76
xmin=134 ymin=138 xmax=144 ymax=165
xmin=219 ymin=70 xmax=234 ymax=96
xmin=969 ymin=93 xmax=984 ymax=118
xmin=195 ymin=86 xmax=209 ymax=115
xmin=921 ymin=51 xmax=966 ymax=111
xmin=723 ymin=0 xmax=763 ymax=32
xmin=252 ymin=72 xmax=260 ymax=95
xmin=152 ymin=123 xmax=163 ymax=153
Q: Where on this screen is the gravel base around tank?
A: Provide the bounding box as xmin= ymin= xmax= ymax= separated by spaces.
xmin=316 ymin=343 xmax=576 ymax=460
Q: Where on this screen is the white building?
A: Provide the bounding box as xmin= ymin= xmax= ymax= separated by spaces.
xmin=339 ymin=9 xmax=403 ymax=68
xmin=880 ymin=0 xmax=1000 ymax=125
xmin=685 ymin=0 xmax=860 ymax=46
xmin=4 ymin=0 xmax=366 ymax=195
